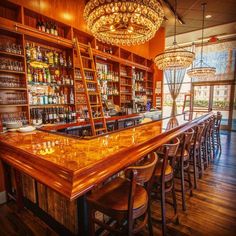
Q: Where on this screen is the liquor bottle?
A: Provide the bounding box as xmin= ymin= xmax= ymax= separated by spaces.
xmin=37 ymin=46 xmax=42 ymax=61
xmin=54 ymin=23 xmax=58 ymax=36
xmin=37 ymin=69 xmax=42 ymax=83
xmin=25 ymin=42 xmax=31 ymax=62
xmin=43 ymin=51 xmax=48 ymax=64
xmin=70 ymin=88 xmax=74 ymax=104
xmin=48 ymin=51 xmax=54 ymax=66
xmin=27 ymin=67 xmax=32 ymax=83
xmin=31 ymin=43 xmax=37 ymax=61
xmin=41 ymin=19 xmax=46 ymax=32
xmin=68 ymin=56 xmax=72 ymax=68
xmin=36 ymin=18 xmax=42 ymax=31
xmin=63 ymin=54 xmax=67 ymax=67
xmin=59 ymin=53 xmax=64 ymax=66
xmin=54 ymin=51 xmax=58 ymax=66
xmin=50 ymin=22 xmax=55 ymax=35
xmin=46 ymin=21 xmax=50 ymax=34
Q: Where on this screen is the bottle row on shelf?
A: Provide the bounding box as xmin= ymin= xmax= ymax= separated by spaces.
xmin=0 ymin=58 xmax=24 ymax=72
xmin=0 ymin=91 xmax=27 ymax=105
xmin=27 ymin=66 xmax=73 ymax=85
xmin=0 ymin=111 xmax=28 ymax=125
xmin=0 ymin=42 xmax=23 ymax=55
xmin=25 ymin=43 xmax=72 ymax=68
xmin=75 ymin=69 xmax=94 ymax=81
xmin=0 ymin=76 xmax=25 ymax=88
xmin=97 ymin=64 xmax=119 ymax=81
xmin=133 ymin=71 xmax=145 ymax=81
xmin=36 ymin=18 xmax=59 ymax=37
xmin=30 ymin=107 xmax=77 ymax=125
xmin=29 ymin=85 xmax=74 ymax=106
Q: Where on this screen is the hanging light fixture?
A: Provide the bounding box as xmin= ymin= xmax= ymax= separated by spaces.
xmin=187 ymin=3 xmax=216 ymax=79
xmin=83 ymin=0 xmax=164 ymax=46
xmin=154 ymin=0 xmax=195 ymax=70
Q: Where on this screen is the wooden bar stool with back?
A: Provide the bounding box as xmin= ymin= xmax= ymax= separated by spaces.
xmin=87 ymin=153 xmax=158 ymax=236
xmin=153 ymin=137 xmax=180 ymax=236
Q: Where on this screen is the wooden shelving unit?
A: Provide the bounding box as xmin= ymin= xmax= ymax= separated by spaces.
xmin=0 ymin=0 xmax=161 ymax=128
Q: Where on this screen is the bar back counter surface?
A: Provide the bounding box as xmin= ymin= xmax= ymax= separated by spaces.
xmin=0 ymin=111 xmax=212 ymax=235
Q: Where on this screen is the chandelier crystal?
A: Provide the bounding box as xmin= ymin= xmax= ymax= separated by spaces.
xmin=83 ymin=0 xmax=164 ymax=46
xmin=154 ymin=0 xmax=195 ymax=70
xmin=187 ymin=3 xmax=216 ymax=79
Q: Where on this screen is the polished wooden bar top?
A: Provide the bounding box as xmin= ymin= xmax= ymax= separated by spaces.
xmin=0 ymin=112 xmax=212 ymax=200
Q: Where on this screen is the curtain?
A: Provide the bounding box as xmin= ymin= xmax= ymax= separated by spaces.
xmin=165 ymin=68 xmax=186 ymax=115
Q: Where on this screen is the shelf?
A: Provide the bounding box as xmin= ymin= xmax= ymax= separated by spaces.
xmin=0 ymin=69 xmax=25 ymax=74
xmin=0 ymin=87 xmax=27 ymax=90
xmin=0 ymin=104 xmax=28 ymax=107
xmin=30 ymin=104 xmax=74 ymax=108
xmin=120 ymin=75 xmax=132 ymax=79
xmin=120 ymin=84 xmax=132 ymax=87
xmin=135 ymin=91 xmax=146 ymax=93
xmin=0 ymin=51 xmax=24 ymax=58
xmin=28 ymin=82 xmax=73 ymax=87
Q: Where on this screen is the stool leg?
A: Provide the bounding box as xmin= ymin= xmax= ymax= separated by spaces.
xmin=161 ymin=182 xmax=166 ymax=236
xmin=187 ymin=166 xmax=193 ymax=197
xmin=171 ymin=180 xmax=179 ymax=224
xmin=180 ymin=161 xmax=186 ymax=211
xmin=147 ymin=198 xmax=154 ymax=236
xmin=88 ymin=206 xmax=95 ymax=236
xmin=192 ymin=148 xmax=197 ymax=189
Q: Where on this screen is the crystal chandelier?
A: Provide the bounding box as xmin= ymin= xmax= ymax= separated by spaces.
xmin=154 ymin=0 xmax=195 ymax=70
xmin=187 ymin=3 xmax=216 ymax=79
xmin=83 ymin=0 xmax=164 ymax=46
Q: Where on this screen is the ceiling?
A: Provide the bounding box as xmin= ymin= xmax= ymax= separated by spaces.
xmin=162 ymin=0 xmax=236 ymax=37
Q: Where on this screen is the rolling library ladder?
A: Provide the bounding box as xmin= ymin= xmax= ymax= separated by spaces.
xmin=74 ymin=38 xmax=107 ymax=136
xmin=182 ymin=93 xmax=193 ymax=112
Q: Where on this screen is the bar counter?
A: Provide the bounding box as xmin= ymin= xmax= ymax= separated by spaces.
xmin=0 ymin=111 xmax=213 ymax=234
xmin=0 ymin=111 xmax=211 ymax=199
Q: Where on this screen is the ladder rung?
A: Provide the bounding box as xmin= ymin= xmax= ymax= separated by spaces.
xmin=88 ymin=92 xmax=99 ymax=95
xmin=86 ymin=80 xmax=96 ymax=83
xmin=81 ymin=55 xmax=92 ymax=60
xmin=84 ymin=68 xmax=96 ymax=72
xmin=95 ymin=128 xmax=107 ymax=132
xmin=91 ymin=105 xmax=102 ymax=108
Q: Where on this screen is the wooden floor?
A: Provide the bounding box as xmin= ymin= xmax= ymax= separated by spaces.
xmin=0 ymin=131 xmax=236 ymax=236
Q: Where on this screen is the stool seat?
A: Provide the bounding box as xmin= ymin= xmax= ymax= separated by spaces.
xmin=87 ymin=177 xmax=148 ymax=218
xmin=155 ymin=161 xmax=173 ymax=182
xmin=176 ymin=149 xmax=189 ymax=161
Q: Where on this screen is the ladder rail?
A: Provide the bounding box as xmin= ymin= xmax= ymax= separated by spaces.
xmin=74 ymin=38 xmax=107 ymax=136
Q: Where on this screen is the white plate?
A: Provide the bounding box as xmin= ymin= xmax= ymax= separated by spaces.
xmin=18 ymin=126 xmax=36 ymax=133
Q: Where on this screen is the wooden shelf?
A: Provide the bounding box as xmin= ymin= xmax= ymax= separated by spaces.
xmin=120 ymin=84 xmax=132 ymax=87
xmin=0 ymin=104 xmax=28 ymax=107
xmin=0 ymin=87 xmax=27 ymax=90
xmin=120 ymin=75 xmax=132 ymax=79
xmin=0 ymin=70 xmax=25 ymax=74
xmin=30 ymin=104 xmax=74 ymax=108
xmin=0 ymin=51 xmax=24 ymax=58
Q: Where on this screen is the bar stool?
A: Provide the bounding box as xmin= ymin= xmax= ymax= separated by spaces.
xmin=87 ymin=153 xmax=158 ymax=236
xmin=175 ymin=128 xmax=194 ymax=211
xmin=214 ymin=112 xmax=222 ymax=155
xmin=189 ymin=124 xmax=205 ymax=189
xmin=153 ymin=138 xmax=180 ymax=236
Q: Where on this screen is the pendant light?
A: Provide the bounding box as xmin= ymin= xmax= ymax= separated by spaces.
xmin=83 ymin=0 xmax=164 ymax=46
xmin=154 ymin=0 xmax=195 ymax=70
xmin=187 ymin=3 xmax=216 ymax=79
